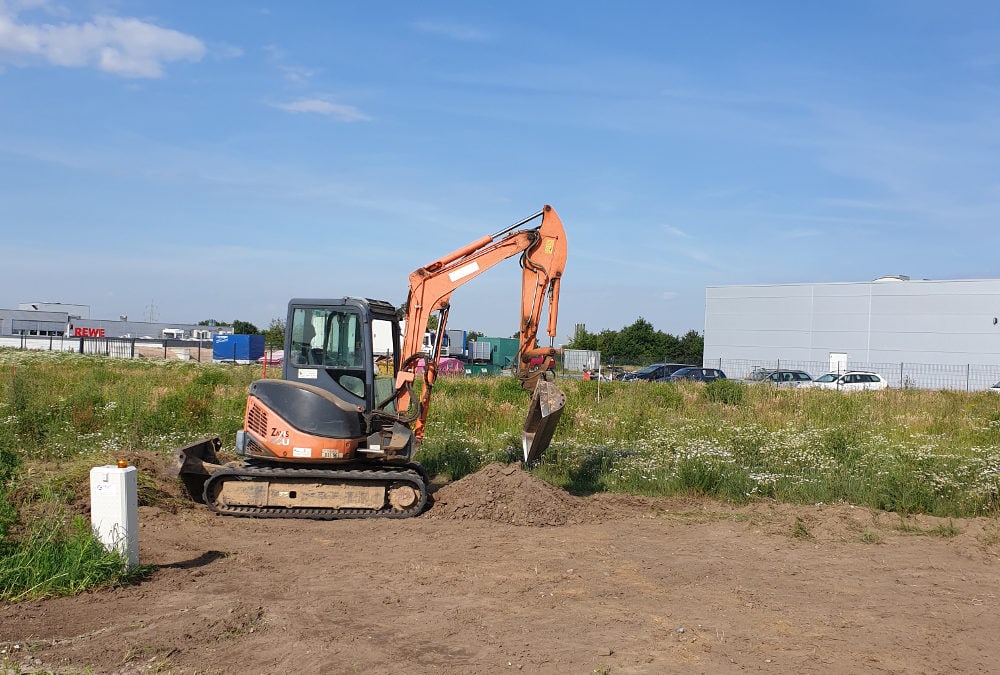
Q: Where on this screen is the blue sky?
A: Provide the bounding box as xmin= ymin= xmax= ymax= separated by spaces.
xmin=2 ymin=1 xmax=999 ymax=342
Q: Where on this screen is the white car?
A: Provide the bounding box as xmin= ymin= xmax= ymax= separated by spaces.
xmin=990 ymin=381 xmax=1000 ymax=393
xmin=810 ymin=371 xmax=888 ymax=391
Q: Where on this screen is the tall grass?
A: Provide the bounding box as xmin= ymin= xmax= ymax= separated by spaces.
xmin=0 ymin=349 xmax=256 ymax=601
xmin=0 ymin=515 xmax=147 ymax=602
xmin=0 ymin=350 xmax=259 ymax=461
xmin=2 ymin=347 xmax=1000 ymax=529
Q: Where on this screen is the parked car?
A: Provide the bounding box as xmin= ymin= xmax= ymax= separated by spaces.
xmin=990 ymin=381 xmax=1000 ymax=393
xmin=621 ymin=363 xmax=694 ymax=382
xmin=598 ymin=366 xmax=627 ymax=382
xmin=809 ymin=371 xmax=888 ymax=391
xmin=256 ymin=349 xmax=284 ymax=365
xmin=749 ymin=369 xmax=813 ymax=387
xmin=660 ymin=367 xmax=727 ymax=383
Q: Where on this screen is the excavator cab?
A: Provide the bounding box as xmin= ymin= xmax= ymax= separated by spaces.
xmin=284 ymin=298 xmax=400 ymax=413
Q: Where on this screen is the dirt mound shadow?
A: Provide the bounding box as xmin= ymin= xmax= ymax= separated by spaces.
xmin=428 ymin=463 xmax=586 ymax=526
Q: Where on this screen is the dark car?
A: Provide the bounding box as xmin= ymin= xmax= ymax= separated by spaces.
xmin=621 ymin=363 xmax=695 ymax=382
xmin=660 ymin=367 xmax=727 ymax=383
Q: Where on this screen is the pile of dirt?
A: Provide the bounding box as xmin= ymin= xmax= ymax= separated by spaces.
xmin=129 ymin=450 xmax=200 ymax=513
xmin=428 ymin=462 xmax=586 ymax=526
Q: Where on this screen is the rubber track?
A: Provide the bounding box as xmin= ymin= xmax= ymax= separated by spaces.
xmin=202 ymin=463 xmax=429 ymax=520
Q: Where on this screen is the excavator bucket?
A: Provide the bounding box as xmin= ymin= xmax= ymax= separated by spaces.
xmin=166 ymin=436 xmax=225 ymax=504
xmin=521 ymin=379 xmax=566 ymax=464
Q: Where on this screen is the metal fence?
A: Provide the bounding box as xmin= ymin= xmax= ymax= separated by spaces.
xmin=6 ymin=335 xmax=999 ymax=390
xmin=562 ymin=349 xmax=601 ymax=372
xmin=707 ymin=358 xmax=1000 ymax=392
xmin=0 ymin=335 xmax=215 ymax=362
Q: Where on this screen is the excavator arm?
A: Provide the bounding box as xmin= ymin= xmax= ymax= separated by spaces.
xmin=390 ymin=205 xmax=568 ymax=460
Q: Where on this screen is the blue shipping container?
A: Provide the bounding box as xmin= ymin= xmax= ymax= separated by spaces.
xmin=213 ymin=334 xmax=265 ymax=363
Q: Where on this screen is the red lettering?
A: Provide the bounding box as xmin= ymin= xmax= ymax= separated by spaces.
xmin=73 ymin=327 xmax=107 ymax=338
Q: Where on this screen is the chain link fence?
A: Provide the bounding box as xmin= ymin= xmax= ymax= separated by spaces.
xmin=0 ymin=335 xmax=215 ymax=362
xmin=706 ymin=357 xmax=1000 ymax=392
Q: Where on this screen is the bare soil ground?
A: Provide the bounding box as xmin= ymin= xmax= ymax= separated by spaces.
xmin=3 ymin=459 xmax=1000 ymax=674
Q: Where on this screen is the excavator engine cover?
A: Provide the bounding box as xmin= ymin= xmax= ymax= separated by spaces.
xmin=521 ymin=379 xmax=566 ymax=464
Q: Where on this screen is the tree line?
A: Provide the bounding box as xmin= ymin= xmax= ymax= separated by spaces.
xmin=565 ymin=317 xmax=703 ymax=366
xmin=201 ymin=315 xmax=702 ymax=366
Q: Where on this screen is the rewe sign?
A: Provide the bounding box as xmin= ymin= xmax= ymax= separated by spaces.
xmin=72 ymin=327 xmax=106 ymax=338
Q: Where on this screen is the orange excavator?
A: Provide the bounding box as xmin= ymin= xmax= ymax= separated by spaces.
xmin=171 ymin=205 xmax=568 ymax=519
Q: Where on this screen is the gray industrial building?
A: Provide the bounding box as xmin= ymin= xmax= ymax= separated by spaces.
xmin=703 ymin=277 xmax=1000 ymax=390
xmin=0 ymin=302 xmax=224 ymax=340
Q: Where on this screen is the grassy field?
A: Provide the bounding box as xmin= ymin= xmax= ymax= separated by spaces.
xmin=1 ymin=348 xmax=999 ymax=598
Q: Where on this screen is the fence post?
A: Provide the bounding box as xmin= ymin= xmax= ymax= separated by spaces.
xmin=967 ymin=364 xmax=970 ymax=392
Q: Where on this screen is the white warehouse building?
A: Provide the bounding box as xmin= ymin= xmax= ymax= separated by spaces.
xmin=703 ymin=276 xmax=1000 ymax=391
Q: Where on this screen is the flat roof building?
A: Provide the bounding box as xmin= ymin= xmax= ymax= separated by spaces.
xmin=704 ymin=277 xmax=1000 ymax=390
xmin=0 ymin=303 xmax=226 ymax=340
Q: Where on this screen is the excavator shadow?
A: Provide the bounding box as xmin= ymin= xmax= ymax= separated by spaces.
xmin=159 ymin=550 xmax=228 ymax=570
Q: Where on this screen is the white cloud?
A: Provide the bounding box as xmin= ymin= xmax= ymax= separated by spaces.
xmin=272 ymin=98 xmax=370 ymax=122
xmin=412 ymin=20 xmax=490 ymax=42
xmin=262 ymin=43 xmax=318 ymax=83
xmin=279 ymin=64 xmax=317 ymax=84
xmin=0 ymin=8 xmax=205 ymax=77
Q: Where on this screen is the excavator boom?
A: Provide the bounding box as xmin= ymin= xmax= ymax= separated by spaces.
xmin=397 ymin=205 xmax=568 ymax=459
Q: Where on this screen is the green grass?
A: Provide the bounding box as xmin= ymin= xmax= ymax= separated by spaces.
xmin=0 ymin=513 xmax=150 ymax=602
xmin=1 ymin=348 xmax=999 ymax=602
xmin=0 ymin=349 xmax=254 ymax=602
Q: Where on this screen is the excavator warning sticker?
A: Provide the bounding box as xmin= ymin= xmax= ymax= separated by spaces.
xmin=544 ymin=238 xmax=555 ymax=254
xmin=292 ymin=447 xmax=311 ymax=458
xmin=298 ymin=368 xmax=318 ymax=379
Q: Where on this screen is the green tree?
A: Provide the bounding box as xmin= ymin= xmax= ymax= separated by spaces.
xmin=565 ymin=318 xmax=703 ymax=366
xmin=263 ymin=318 xmax=285 ymax=348
xmin=198 ymin=319 xmax=230 ymax=326
xmin=567 ymin=324 xmax=598 ymax=350
xmin=677 ymin=330 xmax=704 ymax=365
xmin=232 ymin=320 xmax=260 ymax=335
xmin=612 ymin=318 xmax=661 ymax=362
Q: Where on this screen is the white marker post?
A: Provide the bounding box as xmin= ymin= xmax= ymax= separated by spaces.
xmin=89 ymin=464 xmax=139 ymax=567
